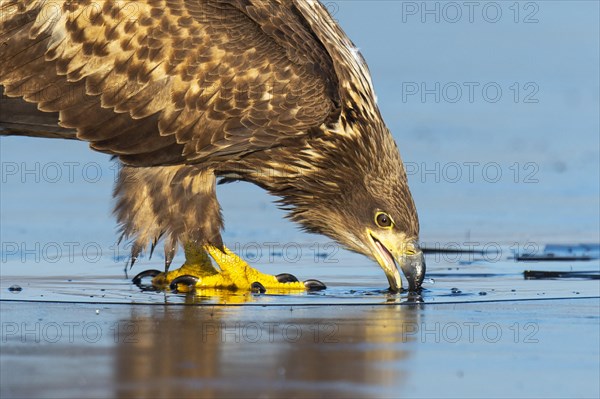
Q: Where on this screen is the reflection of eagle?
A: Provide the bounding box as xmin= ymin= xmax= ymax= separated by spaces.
xmin=0 ymin=0 xmax=424 ymax=291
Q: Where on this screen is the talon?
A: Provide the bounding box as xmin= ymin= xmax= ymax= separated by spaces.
xmin=303 ymin=279 xmax=327 ymax=291
xmin=406 ymin=292 xmax=424 ymax=303
xmin=251 ymin=282 xmax=267 ymax=294
xmin=132 ymin=269 xmax=162 ymax=285
xmin=170 ymin=275 xmax=199 ymax=292
xmin=276 ymin=273 xmax=299 ymax=283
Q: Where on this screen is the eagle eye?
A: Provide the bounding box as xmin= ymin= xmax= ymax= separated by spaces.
xmin=375 ymin=212 xmax=393 ymax=229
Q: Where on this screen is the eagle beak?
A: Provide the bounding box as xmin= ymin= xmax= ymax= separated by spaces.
xmin=368 ymin=233 xmax=426 ymax=293
xmin=398 ymin=250 xmax=426 ymax=293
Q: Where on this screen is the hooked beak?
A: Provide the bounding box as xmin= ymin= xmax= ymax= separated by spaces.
xmin=368 ymin=233 xmax=426 ymax=293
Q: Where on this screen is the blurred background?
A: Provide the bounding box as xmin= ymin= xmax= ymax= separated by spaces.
xmin=338 ymin=0 xmax=599 ymax=245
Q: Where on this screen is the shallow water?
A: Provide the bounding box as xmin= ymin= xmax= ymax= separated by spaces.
xmin=1 ymin=1 xmax=599 ymax=398
xmin=2 ymin=298 xmax=599 ymax=398
xmin=2 ymin=245 xmax=599 ymax=398
xmin=1 ymin=244 xmax=599 ymax=306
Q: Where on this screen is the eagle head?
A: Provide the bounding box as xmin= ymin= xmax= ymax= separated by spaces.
xmin=280 ymin=120 xmax=425 ymax=293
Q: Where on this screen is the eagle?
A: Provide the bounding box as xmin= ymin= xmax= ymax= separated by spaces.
xmin=0 ymin=0 xmax=425 ymax=293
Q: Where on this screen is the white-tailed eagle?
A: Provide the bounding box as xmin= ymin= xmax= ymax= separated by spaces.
xmin=0 ymin=0 xmax=425 ymax=292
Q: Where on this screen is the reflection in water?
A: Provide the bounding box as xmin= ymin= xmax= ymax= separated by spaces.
xmin=113 ymin=301 xmax=421 ymax=398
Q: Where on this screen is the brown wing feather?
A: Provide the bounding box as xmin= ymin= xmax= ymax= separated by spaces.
xmin=0 ymin=0 xmax=340 ymax=166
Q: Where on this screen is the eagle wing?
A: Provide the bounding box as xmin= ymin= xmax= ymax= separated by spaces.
xmin=0 ymin=0 xmax=343 ymax=166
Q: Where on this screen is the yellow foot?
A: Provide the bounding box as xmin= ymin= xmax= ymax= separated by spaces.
xmin=132 ymin=244 xmax=326 ymax=294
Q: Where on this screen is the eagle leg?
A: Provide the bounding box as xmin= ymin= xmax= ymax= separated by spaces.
xmin=204 ymin=245 xmax=303 ymax=290
xmin=134 ymin=243 xmax=325 ymax=293
xmin=204 ymin=245 xmax=326 ymax=292
xmin=146 ymin=243 xmax=221 ymax=289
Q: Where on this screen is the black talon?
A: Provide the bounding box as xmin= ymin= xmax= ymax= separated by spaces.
xmin=170 ymin=275 xmax=199 ymax=292
xmin=251 ymin=282 xmax=266 ymax=294
xmin=132 ymin=269 xmax=162 ymax=285
xmin=406 ymin=292 xmax=424 ymax=303
xmin=303 ymin=279 xmax=327 ymax=291
xmin=276 ymin=273 xmax=299 ymax=283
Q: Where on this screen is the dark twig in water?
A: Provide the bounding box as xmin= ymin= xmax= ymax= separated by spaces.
xmin=524 ymin=270 xmax=600 ymax=280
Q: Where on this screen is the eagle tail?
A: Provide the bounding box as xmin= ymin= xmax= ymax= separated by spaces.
xmin=0 ymin=95 xmax=78 ymax=140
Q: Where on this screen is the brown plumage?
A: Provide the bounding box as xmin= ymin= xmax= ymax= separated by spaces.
xmin=0 ymin=0 xmax=424 ymax=291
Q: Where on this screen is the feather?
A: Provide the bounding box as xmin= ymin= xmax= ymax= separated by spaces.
xmin=0 ymin=0 xmax=419 ymax=279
